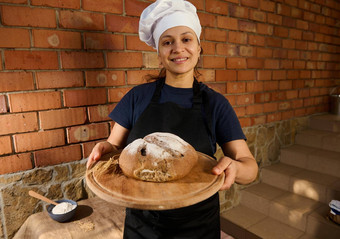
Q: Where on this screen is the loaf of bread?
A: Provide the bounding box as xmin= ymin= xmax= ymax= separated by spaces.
xmin=119 ymin=132 xmax=198 ymax=182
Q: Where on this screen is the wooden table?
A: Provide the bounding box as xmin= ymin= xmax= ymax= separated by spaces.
xmin=14 ymin=197 xmax=125 ymax=239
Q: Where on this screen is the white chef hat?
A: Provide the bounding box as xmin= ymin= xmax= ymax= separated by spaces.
xmin=139 ymin=0 xmax=202 ymax=50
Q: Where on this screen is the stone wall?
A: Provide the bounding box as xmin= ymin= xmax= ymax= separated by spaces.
xmin=0 ymin=116 xmax=309 ymax=239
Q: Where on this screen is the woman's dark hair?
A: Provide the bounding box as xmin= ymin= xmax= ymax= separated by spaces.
xmin=145 ymin=47 xmax=204 ymax=82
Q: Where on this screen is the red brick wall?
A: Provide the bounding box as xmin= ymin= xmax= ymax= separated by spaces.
xmin=0 ymin=0 xmax=339 ymax=174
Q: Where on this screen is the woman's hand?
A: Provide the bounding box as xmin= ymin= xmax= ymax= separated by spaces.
xmin=212 ymin=156 xmax=238 ymax=190
xmin=211 ymin=139 xmax=258 ymax=191
xmin=86 ymin=141 xmax=114 ymax=169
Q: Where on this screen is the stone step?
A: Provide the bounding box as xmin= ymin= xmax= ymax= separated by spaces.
xmin=295 ymin=129 xmax=340 ymax=153
xmin=280 ymin=145 xmax=340 ymax=178
xmin=220 ymin=204 xmax=321 ymax=239
xmin=261 ymin=162 xmax=340 ymax=204
xmin=237 ymin=183 xmax=340 ymax=238
xmin=309 ymin=114 xmax=340 ymax=133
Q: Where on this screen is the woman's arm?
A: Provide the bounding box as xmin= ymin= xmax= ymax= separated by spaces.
xmin=86 ymin=123 xmax=130 ymax=169
xmin=212 ymin=139 xmax=258 ymax=190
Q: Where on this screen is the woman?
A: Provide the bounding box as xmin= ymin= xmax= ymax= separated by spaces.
xmin=87 ymin=0 xmax=258 ymax=238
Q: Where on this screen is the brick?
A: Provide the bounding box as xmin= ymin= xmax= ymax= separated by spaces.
xmin=64 ymin=88 xmax=107 ymax=107
xmin=1 ymin=6 xmax=56 ymax=27
xmin=0 ymin=136 xmax=12 ymax=155
xmin=277 ymin=3 xmax=291 ymax=16
xmin=216 ymin=44 xmax=238 ymax=57
xmin=271 ymin=92 xmax=286 ymax=101
xmin=256 ymin=47 xmax=272 ymax=58
xmin=229 ymin=5 xmax=248 ymax=18
xmin=201 ymin=41 xmax=215 ymax=55
xmin=228 ymin=32 xmax=247 ymax=44
xmin=239 ymin=20 xmax=256 ymax=32
xmin=234 ymin=107 xmax=246 ymax=117
xmin=291 ymin=7 xmax=302 ymax=18
xmin=241 ymin=0 xmax=258 ymax=8
xmin=257 ymin=23 xmax=273 ymax=35
xmin=295 ymin=41 xmax=307 ymax=50
xmin=34 ymin=144 xmax=82 ymax=167
xmin=246 ymin=104 xmax=263 ymax=115
xmin=260 ymin=0 xmax=275 ymax=12
xmin=263 ymin=102 xmax=278 ymax=112
xmin=84 ymin=33 xmax=124 ymax=50
xmin=239 ymin=117 xmax=251 ymax=128
xmin=203 ymin=56 xmax=225 ymax=69
xmin=127 ymin=70 xmax=159 ymax=85
xmin=205 ymin=28 xmax=227 ymax=42
xmin=31 ymin=0 xmax=80 ymax=9
xmin=216 ymin=70 xmax=237 ymax=82
xmin=272 ymin=70 xmax=287 ymax=80
xmin=247 ymin=81 xmax=264 ymax=92
xmin=39 ymin=108 xmax=87 ymax=130
xmin=281 ymin=110 xmax=294 ymax=120
xmin=249 ymin=9 xmax=266 ymax=22
xmin=264 ymin=59 xmax=280 ymax=69
xmin=108 ymin=87 xmax=131 ymax=103
xmin=287 ymin=50 xmax=299 ymax=59
xmin=36 ymin=71 xmax=84 ymax=89
xmin=267 ymin=112 xmax=281 ymax=123
xmin=247 ymin=58 xmax=264 ymax=69
xmin=249 ymin=35 xmax=265 ymax=46
xmin=289 ymin=29 xmax=302 ymax=40
xmin=279 ymin=80 xmax=293 ymax=90
xmin=226 ymin=82 xmax=246 ymax=94
xmin=33 ymin=30 xmax=81 ymax=49
xmin=126 ymin=35 xmax=154 ymax=51
xmin=82 ymin=0 xmax=122 ymax=14
xmin=266 ymin=37 xmax=281 ymax=48
xmin=0 ymin=113 xmax=38 ymax=135
xmin=14 ymin=129 xmax=65 ymax=152
xmin=143 ymin=52 xmax=159 ymax=68
xmin=107 ymin=52 xmax=143 ymax=68
xmin=296 ymin=20 xmax=309 ymax=30
xmin=239 ymin=46 xmax=254 ymax=57
xmin=61 ymin=51 xmax=104 ymax=69
xmin=273 ymin=49 xmax=287 ymax=59
xmin=9 ymin=91 xmax=61 ymax=112
xmin=267 ymin=13 xmax=283 ymax=25
xmin=189 ymin=0 xmax=204 ymax=10
xmin=293 ymin=60 xmax=306 ymax=69
xmin=106 ymin=15 xmax=139 ymax=33
xmin=198 ymin=12 xmax=216 ymax=28
xmin=251 ymin=115 xmax=266 ymax=125
xmin=255 ymin=92 xmax=271 ymax=103
xmin=274 ymin=26 xmax=289 ymax=38
xmin=236 ymin=94 xmax=254 ymax=105
xmin=4 ymin=50 xmax=58 ymax=70
xmin=0 ymin=72 xmax=34 ymax=92
xmin=0 ymin=95 xmax=7 ymax=113
xmin=264 ymin=81 xmax=279 ymax=91
xmin=206 ymin=0 xmax=228 ymax=14
xmin=86 ymin=71 xmax=125 ymax=87
xmin=0 ymin=153 xmax=32 ymax=175
xmin=227 ymin=58 xmax=247 ymax=69
xmin=199 ymin=70 xmax=215 ymax=82
xmin=67 ymin=123 xmax=109 ymax=143
xmin=0 ymin=28 xmax=30 ymax=48
xmin=59 ymin=10 xmax=104 ymax=30
xmin=82 ymin=140 xmax=100 ymax=158
xmin=217 ymin=16 xmax=238 ymax=30
xmin=238 ymin=70 xmax=256 ymax=81
xmin=283 ymin=16 xmax=296 ymax=28
xmin=0 ymin=0 xmax=27 ymax=3
xmin=125 ymin=0 xmax=151 ymax=16
xmin=257 ymin=70 xmax=272 ymax=81
xmin=88 ymin=104 xmax=115 ymax=122
xmin=205 ymin=83 xmax=226 ymax=94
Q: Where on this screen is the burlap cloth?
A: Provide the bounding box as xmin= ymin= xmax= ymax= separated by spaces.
xmin=14 ymin=197 xmax=125 ymax=239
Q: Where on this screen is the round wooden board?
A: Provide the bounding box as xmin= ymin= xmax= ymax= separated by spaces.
xmin=86 ymin=152 xmax=224 ymax=210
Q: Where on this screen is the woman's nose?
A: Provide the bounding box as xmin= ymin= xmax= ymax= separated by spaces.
xmin=172 ymin=41 xmax=184 ymax=53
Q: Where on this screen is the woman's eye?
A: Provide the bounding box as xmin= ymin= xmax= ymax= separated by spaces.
xmin=162 ymin=41 xmax=171 ymax=46
xmin=183 ymin=38 xmax=191 ymax=43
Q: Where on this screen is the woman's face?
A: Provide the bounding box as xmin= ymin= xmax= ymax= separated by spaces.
xmin=158 ymin=26 xmax=201 ymax=77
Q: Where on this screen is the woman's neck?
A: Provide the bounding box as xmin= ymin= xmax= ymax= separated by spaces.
xmin=165 ymin=70 xmax=194 ymax=88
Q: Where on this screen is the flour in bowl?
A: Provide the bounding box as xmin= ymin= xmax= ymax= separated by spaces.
xmin=52 ymin=202 xmax=76 ymax=214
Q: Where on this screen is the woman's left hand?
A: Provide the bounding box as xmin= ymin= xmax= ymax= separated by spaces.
xmin=212 ymin=156 xmax=238 ymax=190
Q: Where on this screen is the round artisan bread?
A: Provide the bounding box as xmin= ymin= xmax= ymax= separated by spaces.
xmin=119 ymin=132 xmax=198 ymax=182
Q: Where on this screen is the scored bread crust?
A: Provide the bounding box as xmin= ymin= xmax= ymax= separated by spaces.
xmin=119 ymin=132 xmax=198 ymax=182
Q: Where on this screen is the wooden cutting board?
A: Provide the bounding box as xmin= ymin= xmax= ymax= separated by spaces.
xmin=86 ymin=151 xmax=224 ymax=210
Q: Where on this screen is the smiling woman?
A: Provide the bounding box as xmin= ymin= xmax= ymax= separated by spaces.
xmin=86 ymin=0 xmax=258 ymax=238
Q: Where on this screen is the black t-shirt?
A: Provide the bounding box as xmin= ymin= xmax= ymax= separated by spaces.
xmin=109 ymin=80 xmax=245 ymax=153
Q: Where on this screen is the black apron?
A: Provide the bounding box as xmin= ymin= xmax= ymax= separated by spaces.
xmin=123 ymin=78 xmax=220 ymax=239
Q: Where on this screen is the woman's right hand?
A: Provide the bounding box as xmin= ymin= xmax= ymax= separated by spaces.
xmin=86 ymin=141 xmax=114 ymax=169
